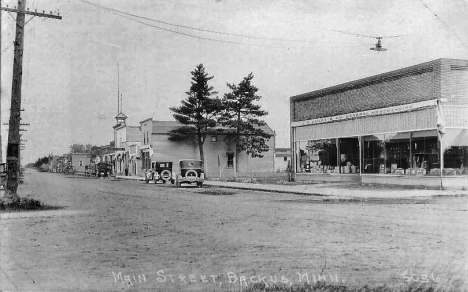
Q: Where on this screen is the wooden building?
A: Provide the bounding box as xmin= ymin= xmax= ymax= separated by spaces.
xmin=139 ymin=118 xmax=276 ymax=178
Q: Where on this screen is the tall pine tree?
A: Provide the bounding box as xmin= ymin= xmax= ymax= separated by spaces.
xmin=221 ymin=73 xmax=271 ymax=175
xmin=169 ymin=64 xmax=222 ymax=170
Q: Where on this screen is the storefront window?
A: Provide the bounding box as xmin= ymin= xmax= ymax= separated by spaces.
xmin=362 ymin=135 xmax=385 ymax=174
xmin=384 ymin=132 xmax=411 ymax=174
xmin=296 ymin=141 xmax=307 ymax=173
xmin=442 ymin=129 xmax=468 ymax=175
xmin=411 ymin=130 xmax=439 ymax=174
xmin=296 ymin=139 xmax=337 ymax=173
xmin=339 ymin=138 xmax=359 ymax=174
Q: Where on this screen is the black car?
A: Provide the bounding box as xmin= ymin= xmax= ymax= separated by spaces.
xmin=145 ymin=162 xmax=173 ymax=184
xmin=174 ymin=159 xmax=204 ymax=187
xmin=96 ymin=162 xmax=112 ymax=178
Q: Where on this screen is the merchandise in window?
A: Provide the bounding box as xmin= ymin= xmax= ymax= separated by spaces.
xmin=296 ymin=139 xmax=337 ymax=173
xmin=362 ymin=135 xmax=385 ymax=174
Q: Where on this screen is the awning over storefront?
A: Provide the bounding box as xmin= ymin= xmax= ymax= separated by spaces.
xmin=444 ymin=128 xmax=468 ymax=147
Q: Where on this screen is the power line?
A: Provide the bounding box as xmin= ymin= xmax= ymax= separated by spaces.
xmin=416 ymin=0 xmax=467 ymax=48
xmin=81 ymin=1 xmax=367 ymax=51
xmin=81 ymin=0 xmax=323 ymax=45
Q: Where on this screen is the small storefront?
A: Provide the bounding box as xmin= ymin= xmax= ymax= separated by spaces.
xmin=290 ymin=58 xmax=468 ymax=189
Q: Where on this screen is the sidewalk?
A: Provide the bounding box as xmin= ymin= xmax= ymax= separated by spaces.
xmin=204 ymin=180 xmax=467 ymax=199
xmin=115 ymin=175 xmax=466 ymax=199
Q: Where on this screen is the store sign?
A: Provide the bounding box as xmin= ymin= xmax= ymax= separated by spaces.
xmin=292 ymin=99 xmax=437 ymax=127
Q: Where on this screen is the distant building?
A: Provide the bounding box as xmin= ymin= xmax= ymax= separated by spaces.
xmin=139 ymin=118 xmax=276 ymax=178
xmin=48 ymin=155 xmax=60 ymax=172
xmin=113 ymin=111 xmax=141 ymax=176
xmin=275 ymin=148 xmax=291 ymax=172
xmin=70 ymin=153 xmax=91 ymax=173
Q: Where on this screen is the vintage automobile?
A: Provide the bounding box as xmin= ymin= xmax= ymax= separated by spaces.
xmin=63 ymin=165 xmax=75 ymax=175
xmin=96 ymin=162 xmax=113 ymax=178
xmin=84 ymin=163 xmax=96 ymax=177
xmin=173 ymin=159 xmax=204 ymax=188
xmin=145 ymin=162 xmax=173 ymax=184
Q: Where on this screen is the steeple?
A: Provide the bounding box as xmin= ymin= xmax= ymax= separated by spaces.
xmin=115 ymin=63 xmax=126 ymax=127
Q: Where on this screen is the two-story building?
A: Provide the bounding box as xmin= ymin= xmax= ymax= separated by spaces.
xmin=70 ymin=153 xmax=91 ymax=174
xmin=112 ymin=112 xmax=141 ymax=176
xmin=139 ymin=118 xmax=276 ymax=178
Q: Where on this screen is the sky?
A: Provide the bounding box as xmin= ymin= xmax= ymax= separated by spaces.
xmin=1 ymin=0 xmax=467 ymax=164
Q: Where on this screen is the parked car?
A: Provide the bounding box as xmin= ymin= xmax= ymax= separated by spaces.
xmin=145 ymin=162 xmax=173 ymax=184
xmin=173 ymin=159 xmax=204 ymax=188
xmin=96 ymin=162 xmax=113 ymax=178
xmin=63 ymin=165 xmax=75 ymax=175
xmin=85 ymin=163 xmax=96 ymax=177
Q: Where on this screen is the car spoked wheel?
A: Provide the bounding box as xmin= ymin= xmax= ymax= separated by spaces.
xmin=185 ymin=169 xmax=198 ymax=179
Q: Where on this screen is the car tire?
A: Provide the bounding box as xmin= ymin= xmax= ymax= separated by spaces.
xmin=160 ymin=170 xmax=171 ymax=181
xmin=185 ymin=169 xmax=198 ymax=179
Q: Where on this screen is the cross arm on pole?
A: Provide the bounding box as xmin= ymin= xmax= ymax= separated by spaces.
xmin=1 ymin=7 xmax=62 ymax=19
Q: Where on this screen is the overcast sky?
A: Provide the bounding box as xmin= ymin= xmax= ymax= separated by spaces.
xmin=1 ymin=0 xmax=467 ymax=163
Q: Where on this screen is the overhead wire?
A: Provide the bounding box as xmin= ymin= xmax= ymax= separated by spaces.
xmin=80 ymin=0 xmax=317 ymax=44
xmin=80 ymin=0 xmax=368 ymax=51
xmin=416 ymin=0 xmax=467 ymax=48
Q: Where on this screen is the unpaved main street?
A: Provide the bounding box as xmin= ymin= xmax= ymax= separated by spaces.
xmin=1 ymin=170 xmax=467 ymax=291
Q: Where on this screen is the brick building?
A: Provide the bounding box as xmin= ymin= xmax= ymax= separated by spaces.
xmin=139 ymin=118 xmax=275 ymax=178
xmin=290 ymin=58 xmax=468 ymax=189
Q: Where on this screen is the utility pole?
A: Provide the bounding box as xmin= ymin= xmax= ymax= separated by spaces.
xmin=1 ymin=0 xmax=61 ymax=201
xmin=0 ymin=0 xmax=3 ymax=164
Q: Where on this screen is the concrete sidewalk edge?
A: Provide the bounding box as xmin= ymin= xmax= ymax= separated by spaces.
xmin=113 ymin=175 xmax=467 ymax=199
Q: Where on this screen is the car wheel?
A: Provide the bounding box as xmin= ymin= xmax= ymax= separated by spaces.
xmin=160 ymin=170 xmax=171 ymax=181
xmin=185 ymin=169 xmax=198 ymax=179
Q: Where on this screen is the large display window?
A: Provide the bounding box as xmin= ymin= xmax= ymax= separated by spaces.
xmin=296 ymin=129 xmax=467 ymax=176
xmin=385 ymin=132 xmax=411 ymax=173
xmin=362 ymin=135 xmax=385 ymax=174
xmin=442 ymin=129 xmax=468 ymax=175
xmin=296 ymin=139 xmax=337 ymax=173
xmin=411 ymin=130 xmax=439 ymax=174
xmin=339 ymin=138 xmax=359 ymax=173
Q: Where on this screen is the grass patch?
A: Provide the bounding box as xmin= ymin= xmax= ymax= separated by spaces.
xmin=200 ymin=188 xmax=236 ymax=196
xmin=0 ymin=197 xmax=63 ymax=212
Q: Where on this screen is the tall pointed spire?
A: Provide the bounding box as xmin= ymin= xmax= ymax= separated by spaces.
xmin=117 ymin=63 xmax=120 ymax=114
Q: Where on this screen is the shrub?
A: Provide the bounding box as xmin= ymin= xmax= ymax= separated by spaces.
xmin=0 ymin=197 xmax=44 ymax=211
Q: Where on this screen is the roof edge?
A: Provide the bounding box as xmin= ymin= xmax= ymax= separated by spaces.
xmin=290 ymin=58 xmax=467 ymax=102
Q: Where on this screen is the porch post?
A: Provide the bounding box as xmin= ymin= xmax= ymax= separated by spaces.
xmin=358 ymin=136 xmax=362 ymax=175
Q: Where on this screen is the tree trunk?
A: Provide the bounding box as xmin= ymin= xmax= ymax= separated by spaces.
xmin=197 ymin=135 xmax=206 ymax=176
xmin=234 ymin=112 xmax=241 ymax=179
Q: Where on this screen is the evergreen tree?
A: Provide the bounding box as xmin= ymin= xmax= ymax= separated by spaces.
xmin=221 ymin=73 xmax=271 ymax=175
xmin=168 ymin=64 xmax=222 ymax=170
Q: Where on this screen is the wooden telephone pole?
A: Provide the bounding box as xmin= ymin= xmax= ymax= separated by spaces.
xmin=1 ymin=0 xmax=61 ymax=201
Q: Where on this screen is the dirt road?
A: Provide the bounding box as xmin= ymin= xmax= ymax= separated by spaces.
xmin=1 ymin=170 xmax=466 ymax=291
